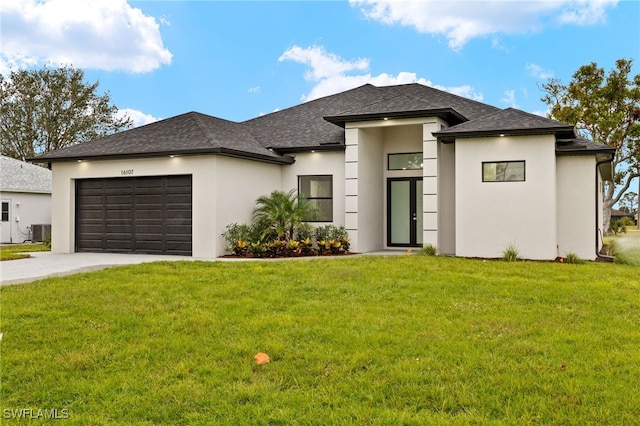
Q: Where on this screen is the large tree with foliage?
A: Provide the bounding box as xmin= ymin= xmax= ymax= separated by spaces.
xmin=0 ymin=65 xmax=132 ymax=161
xmin=541 ymin=58 xmax=640 ymax=232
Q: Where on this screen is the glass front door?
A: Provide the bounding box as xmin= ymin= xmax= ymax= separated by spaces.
xmin=387 ymin=178 xmax=423 ymax=247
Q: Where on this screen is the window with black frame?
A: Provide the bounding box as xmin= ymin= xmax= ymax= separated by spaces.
xmin=1 ymin=201 xmax=9 ymax=222
xmin=388 ymin=153 xmax=423 ymax=170
xmin=482 ymin=161 xmax=525 ymax=182
xmin=298 ymin=175 xmax=333 ymax=221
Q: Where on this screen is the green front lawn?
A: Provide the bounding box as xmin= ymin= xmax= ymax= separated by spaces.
xmin=1 ymin=256 xmax=638 ymax=424
xmin=608 ymin=229 xmax=640 ymax=266
xmin=0 ymin=243 xmax=50 ymax=261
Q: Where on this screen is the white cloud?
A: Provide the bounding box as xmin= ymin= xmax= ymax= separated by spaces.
xmin=501 ymin=90 xmax=518 ymax=108
xmin=349 ymin=0 xmax=618 ymax=50
xmin=248 ymin=86 xmax=261 ymax=93
xmin=558 ymin=0 xmax=616 ymax=24
xmin=0 ymin=0 xmax=172 ymax=74
xmin=531 ymin=108 xmax=551 ymax=117
xmin=279 ymin=45 xmax=483 ymax=102
xmin=117 ymin=108 xmax=160 ymax=128
xmin=279 ymin=45 xmax=369 ymax=81
xmin=526 ymin=63 xmax=554 ymax=79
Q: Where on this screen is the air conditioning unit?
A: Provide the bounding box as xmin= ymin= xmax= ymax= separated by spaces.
xmin=31 ymin=224 xmax=51 ymax=243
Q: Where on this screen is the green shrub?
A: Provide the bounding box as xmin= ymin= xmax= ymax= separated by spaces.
xmin=295 ymin=223 xmax=315 ymax=241
xmin=418 ymin=244 xmax=437 ymax=256
xmin=602 ymin=238 xmax=619 ymax=257
xmin=610 ymin=218 xmax=627 ymax=235
xmin=315 ymin=225 xmax=350 ymax=254
xmin=502 ymin=243 xmax=519 ymax=262
xmin=564 ymin=252 xmax=584 ymax=264
xmin=621 ymin=216 xmax=635 ymax=227
xmin=298 ymin=237 xmax=315 ymax=256
xmin=248 ymin=241 xmax=266 ymax=257
xmin=253 ymin=189 xmax=316 ymax=241
xmin=315 ymin=225 xmax=348 ymax=242
xmin=613 ymin=251 xmax=634 ymax=265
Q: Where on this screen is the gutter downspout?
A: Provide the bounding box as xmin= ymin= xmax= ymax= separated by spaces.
xmin=596 ymin=156 xmax=615 ymax=262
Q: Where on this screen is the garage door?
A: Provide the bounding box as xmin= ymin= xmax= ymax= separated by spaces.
xmin=76 ymin=175 xmax=192 ymax=255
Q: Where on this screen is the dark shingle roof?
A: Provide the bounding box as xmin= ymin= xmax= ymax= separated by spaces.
xmin=324 ymin=83 xmax=500 ymax=123
xmin=243 ymin=83 xmax=499 ymax=150
xmin=433 ymin=108 xmax=576 ymax=142
xmin=555 ymin=136 xmax=616 ymax=156
xmin=31 ymin=83 xmax=605 ymax=164
xmin=1 ymin=155 xmax=51 ymax=193
xmin=34 ymin=112 xmax=292 ymax=164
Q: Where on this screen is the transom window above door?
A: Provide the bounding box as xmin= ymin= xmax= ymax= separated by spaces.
xmin=388 ymin=153 xmax=423 ymax=170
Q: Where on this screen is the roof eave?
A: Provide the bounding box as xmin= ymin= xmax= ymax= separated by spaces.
xmin=28 ymin=148 xmax=295 ymax=165
xmin=0 ymin=188 xmax=52 ymax=194
xmin=435 ymin=127 xmax=576 ymax=144
xmin=271 ymin=144 xmax=345 ymax=154
xmin=323 ymin=108 xmax=467 ymax=128
xmin=555 ymin=147 xmax=615 ymax=156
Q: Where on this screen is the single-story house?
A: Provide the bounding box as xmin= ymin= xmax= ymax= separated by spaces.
xmin=611 ymin=208 xmax=637 ymax=226
xmin=0 ymin=155 xmax=52 ymax=243
xmin=32 ymin=83 xmax=614 ymax=260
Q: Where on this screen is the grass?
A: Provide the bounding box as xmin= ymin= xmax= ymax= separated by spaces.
xmin=1 ymin=256 xmax=639 ymax=424
xmin=605 ymin=229 xmax=640 ymax=266
xmin=0 ymin=243 xmax=50 ymax=261
xmin=501 ymin=243 xmax=519 ymax=262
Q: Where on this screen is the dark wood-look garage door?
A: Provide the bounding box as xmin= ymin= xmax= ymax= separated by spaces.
xmin=76 ymin=175 xmax=192 ymax=255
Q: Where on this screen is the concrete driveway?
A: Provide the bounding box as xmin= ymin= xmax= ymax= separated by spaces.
xmin=0 ymin=252 xmax=197 ymax=286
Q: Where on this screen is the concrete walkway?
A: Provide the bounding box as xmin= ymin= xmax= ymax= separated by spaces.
xmin=0 ymin=249 xmax=413 ymax=286
xmin=0 ymin=252 xmax=197 ymax=286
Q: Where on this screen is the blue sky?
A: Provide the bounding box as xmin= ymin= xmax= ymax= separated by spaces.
xmin=1 ymin=0 xmax=639 ymax=128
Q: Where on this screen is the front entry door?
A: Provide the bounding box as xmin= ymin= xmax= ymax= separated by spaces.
xmin=387 ymin=178 xmax=423 ymax=247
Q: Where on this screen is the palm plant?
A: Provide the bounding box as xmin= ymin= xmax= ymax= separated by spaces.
xmin=253 ymin=189 xmax=317 ymax=241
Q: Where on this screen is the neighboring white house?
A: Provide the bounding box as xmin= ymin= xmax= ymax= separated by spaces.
xmin=0 ymin=155 xmax=52 ymax=243
xmin=32 ymin=83 xmax=614 ymax=260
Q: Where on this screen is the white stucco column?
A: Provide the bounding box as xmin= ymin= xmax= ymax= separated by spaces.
xmin=344 ymin=128 xmax=359 ymax=251
xmin=422 ymin=120 xmax=442 ymax=249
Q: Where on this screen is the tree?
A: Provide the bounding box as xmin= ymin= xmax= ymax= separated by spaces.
xmin=618 ymin=191 xmax=638 ymax=215
xmin=0 ymin=65 xmax=132 ymax=161
xmin=253 ymin=189 xmax=316 ymax=241
xmin=540 ymin=59 xmax=640 ymax=232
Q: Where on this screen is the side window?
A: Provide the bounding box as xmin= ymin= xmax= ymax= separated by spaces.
xmin=482 ymin=161 xmax=525 ymax=182
xmin=1 ymin=201 xmax=9 ymax=222
xmin=298 ymin=175 xmax=333 ymax=222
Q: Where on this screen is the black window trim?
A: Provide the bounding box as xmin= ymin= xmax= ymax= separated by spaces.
xmin=1 ymin=201 xmax=9 ymax=222
xmin=482 ymin=160 xmax=526 ymax=183
xmin=387 ymin=152 xmax=423 ymax=171
xmin=298 ymin=174 xmax=333 ymax=222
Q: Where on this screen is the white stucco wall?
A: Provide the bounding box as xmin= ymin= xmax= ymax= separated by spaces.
xmin=0 ymin=191 xmax=51 ymax=243
xmin=214 ymin=156 xmax=282 ymax=256
xmin=345 ymin=118 xmax=450 ymax=252
xmin=556 ymin=156 xmax=597 ymax=260
xmin=455 ymin=135 xmax=558 ymax=260
xmin=438 ymin=141 xmax=456 ymax=255
xmin=280 ymin=151 xmax=346 ymax=227
xmin=50 ymin=155 xmax=282 ymax=259
xmin=355 ymin=127 xmax=385 ymax=252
